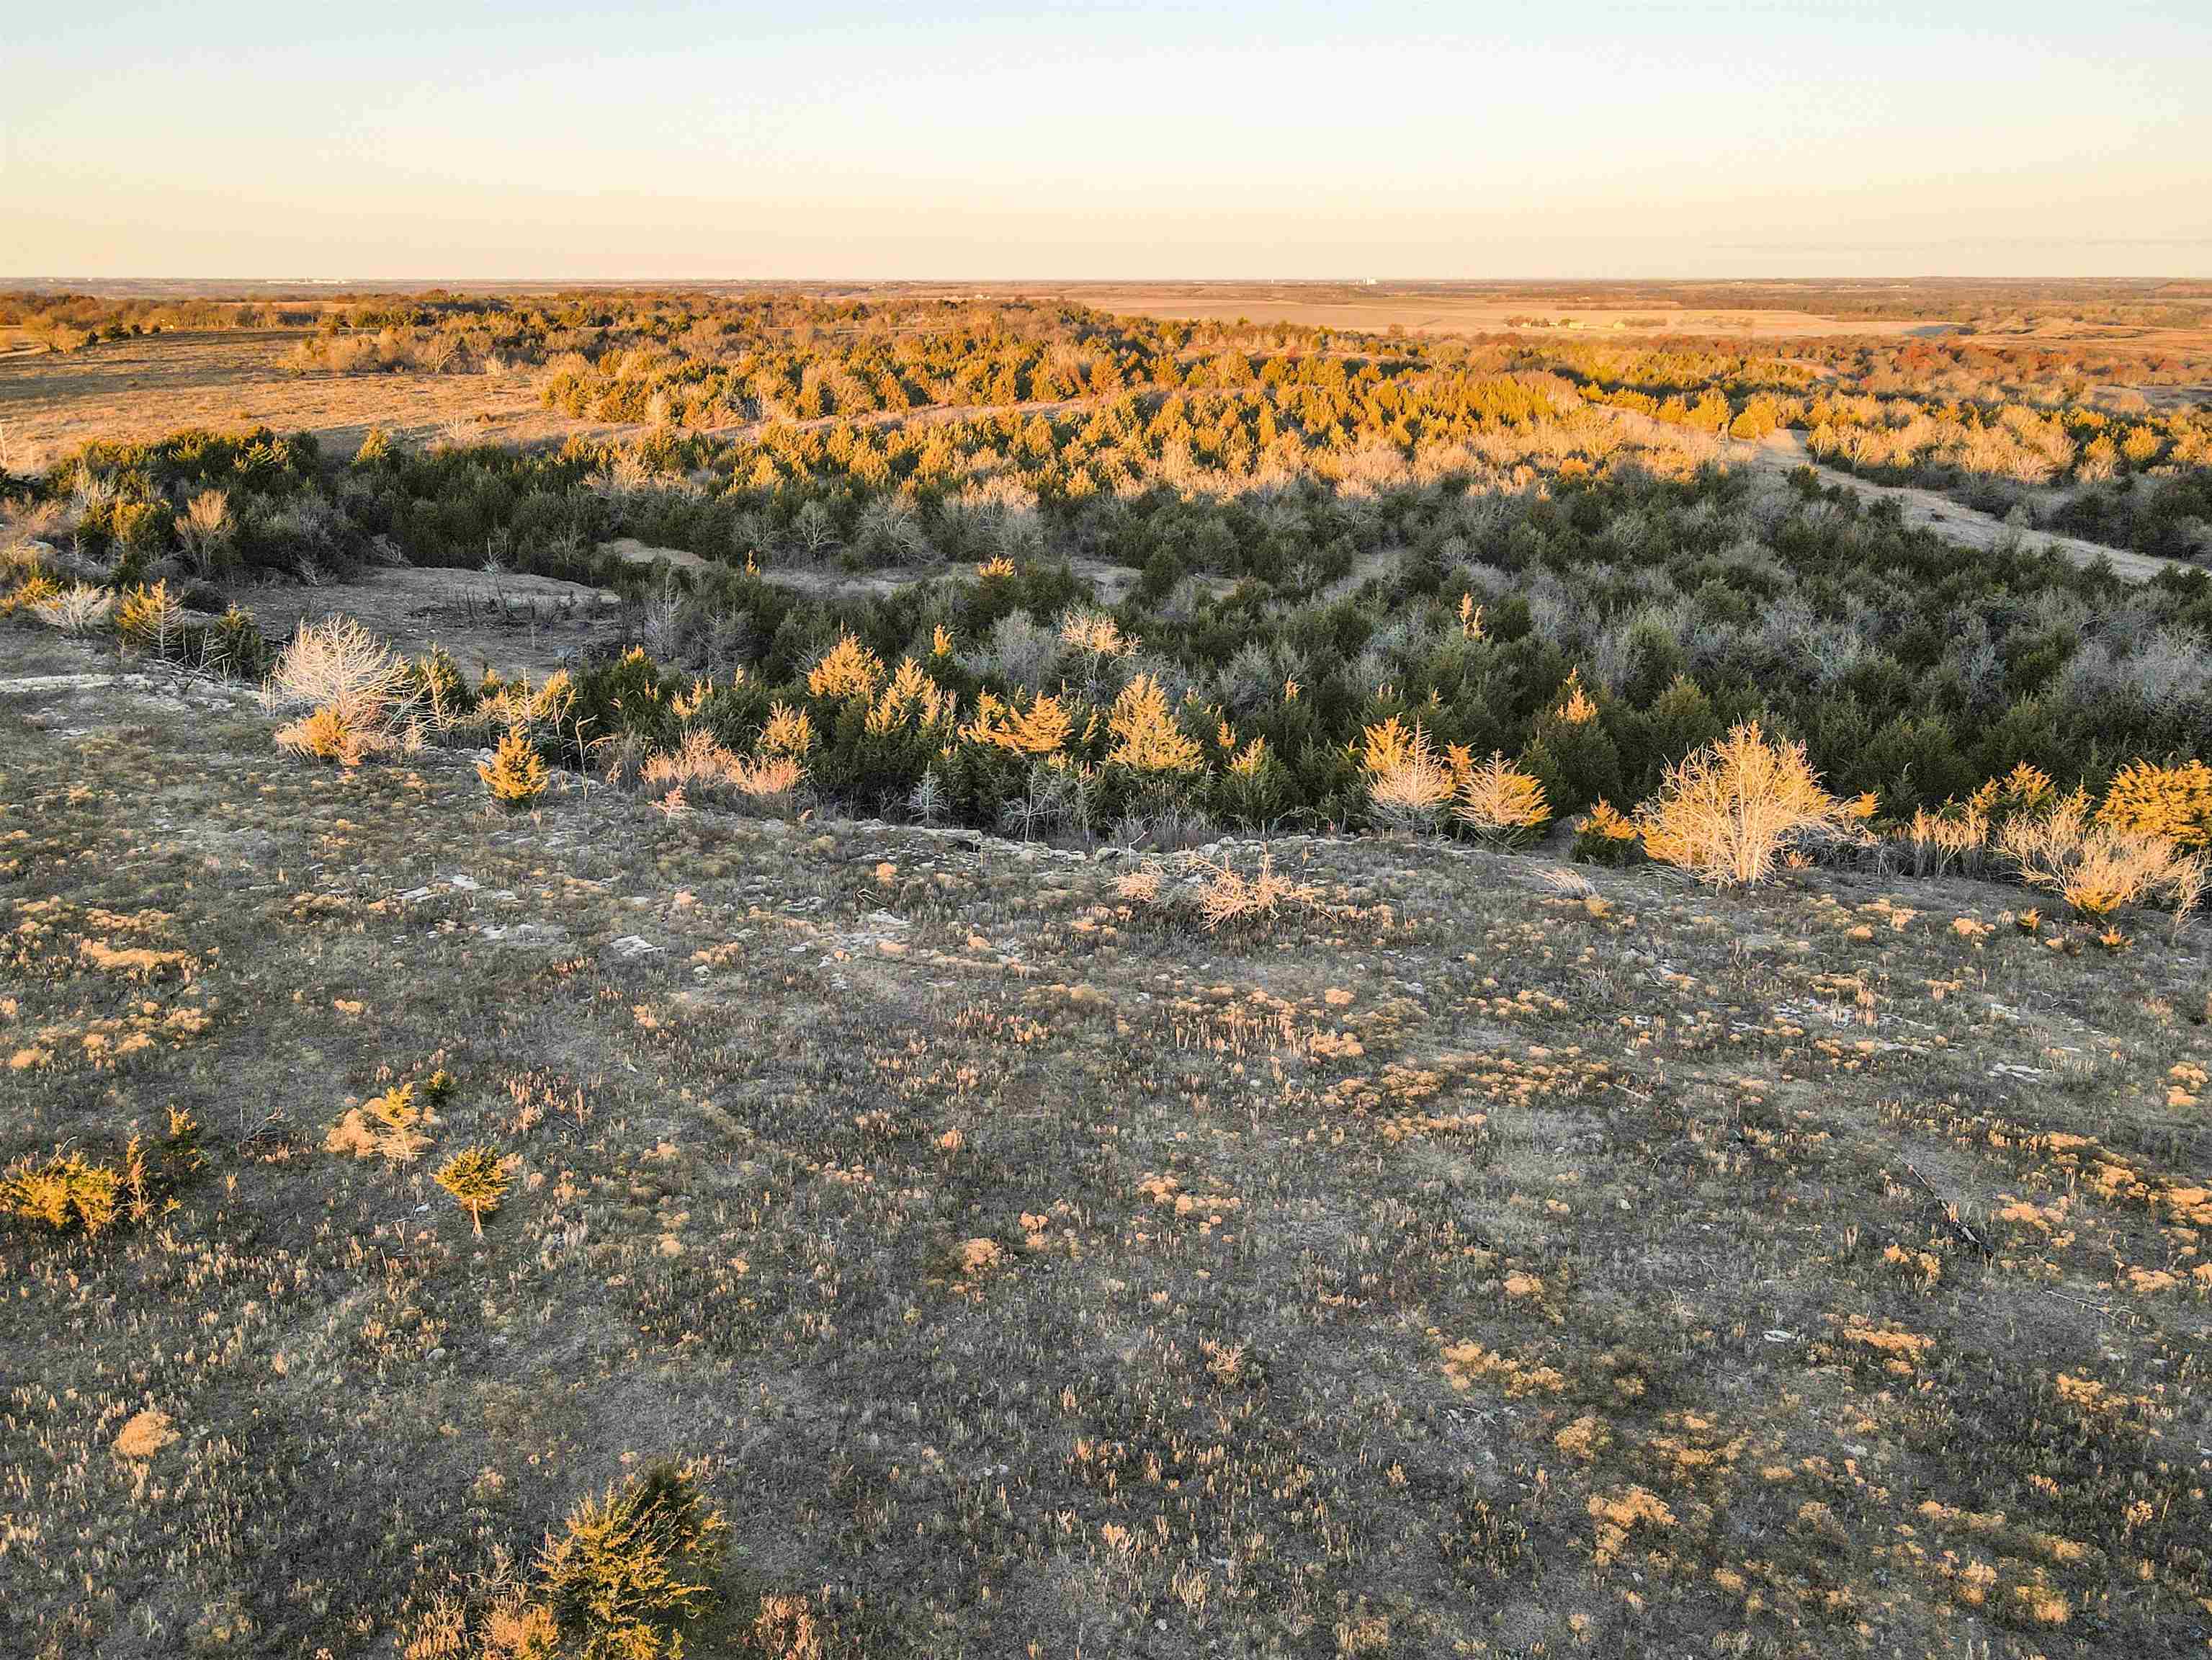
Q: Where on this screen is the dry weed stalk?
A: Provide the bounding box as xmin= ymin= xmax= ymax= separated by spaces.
xmin=1194 ymin=851 xmax=1321 ymax=931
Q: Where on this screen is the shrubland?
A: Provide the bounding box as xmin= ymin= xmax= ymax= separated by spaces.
xmin=4 ymin=287 xmax=2212 ymax=1653
xmin=8 ymin=313 xmax=2212 ymax=870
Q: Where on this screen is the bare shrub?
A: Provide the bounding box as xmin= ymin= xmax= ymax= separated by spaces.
xmin=1997 ymin=790 xmax=2210 ymax=924
xmin=1116 ymin=850 xmax=1324 ymax=934
xmin=32 ymin=582 xmax=115 ymax=635
xmin=268 ymin=616 xmax=413 ymax=763
xmin=1636 ymin=722 xmax=1856 ymax=886
xmin=1194 ymin=852 xmax=1321 ymax=932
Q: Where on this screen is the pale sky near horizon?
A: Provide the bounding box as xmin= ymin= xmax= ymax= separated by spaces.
xmin=8 ymin=0 xmax=2209 ymax=280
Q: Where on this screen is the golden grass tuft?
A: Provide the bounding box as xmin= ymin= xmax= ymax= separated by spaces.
xmin=730 ymin=752 xmax=805 ymax=800
xmin=112 ymin=1407 xmax=177 ymax=1461
xmin=751 ymin=1593 xmax=825 ymax=1660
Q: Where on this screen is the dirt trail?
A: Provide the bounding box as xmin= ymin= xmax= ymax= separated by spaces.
xmin=1598 ymin=406 xmax=2184 ymax=583
xmin=245 ymin=567 xmax=624 ymax=678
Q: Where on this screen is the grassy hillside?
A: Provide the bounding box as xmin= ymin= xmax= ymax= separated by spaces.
xmin=4 ymin=634 xmax=2209 ymax=1658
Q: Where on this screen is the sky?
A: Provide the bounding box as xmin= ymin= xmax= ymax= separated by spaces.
xmin=8 ymin=0 xmax=2210 ymax=280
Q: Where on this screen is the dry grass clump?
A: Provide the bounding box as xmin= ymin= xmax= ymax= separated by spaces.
xmin=750 ymin=1594 xmax=825 ymax=1660
xmin=1900 ymin=800 xmax=1992 ymax=878
xmin=1636 ymin=722 xmax=1856 ymax=886
xmin=1893 ymin=762 xmax=2057 ymax=878
xmin=271 ymin=616 xmax=415 ymax=765
xmin=111 ymin=1406 xmax=178 ymax=1462
xmin=638 ymin=728 xmax=738 ymax=795
xmin=1195 ymin=851 xmax=1321 ymax=931
xmin=1111 ymin=862 xmax=1165 ymax=905
xmin=635 ymin=714 xmax=810 ymax=813
xmin=1997 ymin=789 xmax=2209 ymax=923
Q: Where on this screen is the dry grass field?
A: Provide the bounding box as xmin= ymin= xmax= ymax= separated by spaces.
xmin=0 ymin=331 xmax=582 ymax=466
xmin=4 ymin=626 xmax=2211 ymax=1658
xmin=1001 ymin=280 xmax=2212 ymax=350
xmin=1010 ymin=284 xmax=1942 ymax=340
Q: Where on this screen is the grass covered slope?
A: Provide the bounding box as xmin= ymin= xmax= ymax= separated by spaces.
xmin=4 ymin=651 xmax=2211 ymax=1658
